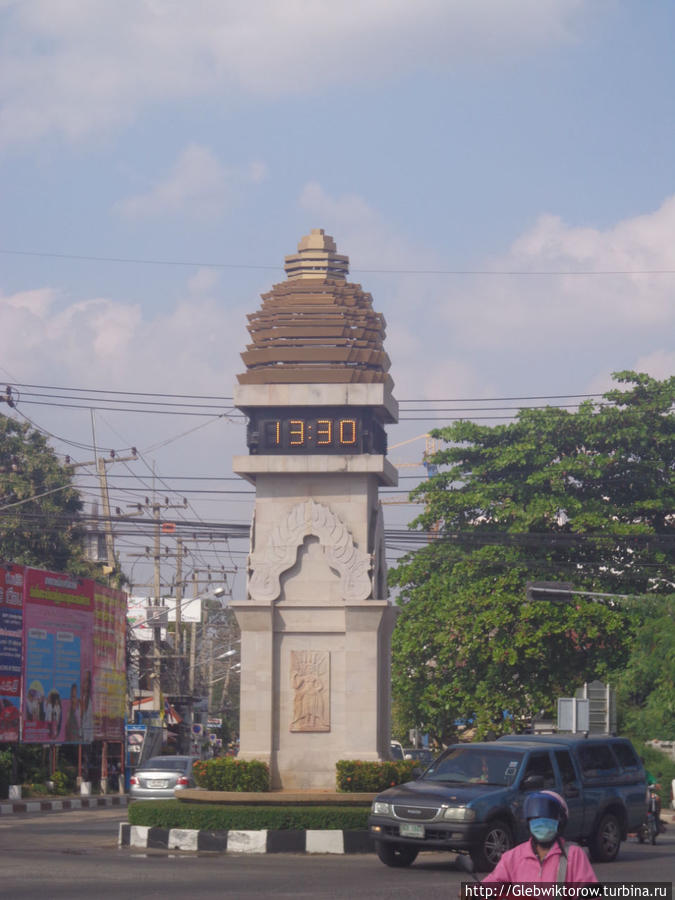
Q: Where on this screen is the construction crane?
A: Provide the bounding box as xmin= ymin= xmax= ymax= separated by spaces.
xmin=383 ymin=433 xmax=440 ymax=505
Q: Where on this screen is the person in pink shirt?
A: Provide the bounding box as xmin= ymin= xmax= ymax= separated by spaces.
xmin=482 ymin=791 xmax=598 ymax=885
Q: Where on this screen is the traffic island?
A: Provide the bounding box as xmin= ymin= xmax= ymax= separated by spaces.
xmin=119 ymin=823 xmax=374 ymax=854
xmin=122 ymin=790 xmax=377 ymax=853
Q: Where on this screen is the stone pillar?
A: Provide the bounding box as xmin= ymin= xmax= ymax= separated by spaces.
xmin=231 ymin=230 xmax=398 ymax=790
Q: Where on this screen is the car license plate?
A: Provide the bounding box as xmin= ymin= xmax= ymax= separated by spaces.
xmin=147 ymin=779 xmax=168 ymax=789
xmin=399 ymin=823 xmax=425 ymax=839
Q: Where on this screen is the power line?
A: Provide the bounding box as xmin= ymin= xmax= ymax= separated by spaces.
xmin=4 ymin=381 xmax=608 ymax=403
xmin=3 ymin=247 xmax=675 ymax=277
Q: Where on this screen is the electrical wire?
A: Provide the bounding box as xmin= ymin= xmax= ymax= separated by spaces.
xmin=3 ymin=247 xmax=675 ymax=277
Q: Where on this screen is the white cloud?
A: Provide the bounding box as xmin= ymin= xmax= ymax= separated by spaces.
xmin=2 ymin=287 xmax=56 ymax=318
xmin=0 ymin=0 xmax=588 ymax=147
xmin=115 ymin=144 xmax=264 ymax=221
xmin=629 ymin=349 xmax=675 ymax=382
xmin=296 ymin=182 xmax=675 ymax=403
xmin=299 ymin=180 xmax=443 ymax=274
xmin=456 ymin=195 xmax=675 ymax=348
xmin=187 ymin=268 xmax=221 ymax=296
xmin=0 ymin=282 xmax=247 ymax=395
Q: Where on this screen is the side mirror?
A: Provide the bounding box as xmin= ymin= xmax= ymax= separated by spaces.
xmin=411 ymin=766 xmax=423 ymax=779
xmin=521 ymin=775 xmax=545 ymax=792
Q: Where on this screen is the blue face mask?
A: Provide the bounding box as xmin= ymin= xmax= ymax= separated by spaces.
xmin=529 ymin=817 xmax=558 ymax=843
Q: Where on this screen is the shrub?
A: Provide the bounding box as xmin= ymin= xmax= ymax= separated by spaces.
xmin=193 ymin=757 xmax=270 ymax=792
xmin=23 ymin=782 xmax=49 ymax=797
xmin=128 ymin=800 xmax=369 ymax=831
xmin=336 ymin=759 xmax=417 ymax=792
xmin=0 ymin=748 xmax=12 ymax=798
xmin=49 ymin=769 xmax=72 ymax=795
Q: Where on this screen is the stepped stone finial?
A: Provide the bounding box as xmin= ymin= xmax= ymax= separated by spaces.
xmin=284 ymin=228 xmax=349 ymax=281
xmin=238 ymin=230 xmax=392 ymax=387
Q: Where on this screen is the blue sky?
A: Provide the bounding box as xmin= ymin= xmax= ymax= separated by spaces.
xmin=1 ymin=1 xmax=673 ymax=595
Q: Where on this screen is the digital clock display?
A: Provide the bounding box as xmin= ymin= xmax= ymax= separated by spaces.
xmin=246 ymin=408 xmax=387 ymax=455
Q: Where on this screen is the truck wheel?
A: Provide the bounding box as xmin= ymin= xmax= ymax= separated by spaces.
xmin=375 ymin=841 xmax=419 ymax=868
xmin=589 ymin=813 xmax=621 ymax=862
xmin=470 ymin=819 xmax=513 ymax=872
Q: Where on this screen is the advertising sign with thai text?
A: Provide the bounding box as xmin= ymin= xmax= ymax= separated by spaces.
xmin=23 ymin=569 xmax=94 ymax=744
xmin=93 ymin=584 xmax=127 ymax=740
xmin=0 ymin=564 xmax=24 ymax=742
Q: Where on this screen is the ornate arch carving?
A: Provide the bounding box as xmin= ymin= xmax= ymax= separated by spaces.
xmin=248 ymin=500 xmax=372 ymax=603
xmin=371 ymin=502 xmax=387 ymax=601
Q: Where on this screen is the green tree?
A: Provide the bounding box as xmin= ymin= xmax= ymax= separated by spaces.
xmin=390 ymin=372 xmax=674 ymax=743
xmin=0 ymin=413 xmax=96 ymax=575
xmin=612 ymin=595 xmax=675 ymax=741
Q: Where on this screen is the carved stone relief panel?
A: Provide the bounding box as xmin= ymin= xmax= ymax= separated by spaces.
xmin=289 ymin=649 xmax=330 ymax=732
xmin=248 ymin=500 xmax=372 ymax=603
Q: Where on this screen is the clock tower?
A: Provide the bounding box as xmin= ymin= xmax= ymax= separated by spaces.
xmin=232 ymin=229 xmax=398 ymax=790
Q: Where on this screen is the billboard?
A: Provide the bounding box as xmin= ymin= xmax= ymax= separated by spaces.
xmin=23 ymin=569 xmax=94 ymax=744
xmin=0 ymin=565 xmax=24 ymax=742
xmin=163 ymin=596 xmax=202 ymax=624
xmin=0 ymin=564 xmax=127 ymax=745
xmin=93 ymin=584 xmax=127 ymax=740
xmin=127 ymin=596 xmax=168 ymax=641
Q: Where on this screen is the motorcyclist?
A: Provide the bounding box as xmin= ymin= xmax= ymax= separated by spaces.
xmin=641 ymin=758 xmax=664 ymax=831
xmin=482 ymin=791 xmax=598 ymax=885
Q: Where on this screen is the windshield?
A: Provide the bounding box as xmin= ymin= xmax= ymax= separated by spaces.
xmin=142 ymin=757 xmax=190 ymax=771
xmin=422 ymin=748 xmax=523 ymax=786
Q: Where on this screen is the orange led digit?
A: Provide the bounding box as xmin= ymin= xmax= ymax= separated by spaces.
xmin=275 ymin=420 xmax=281 ymax=445
xmin=339 ymin=419 xmax=357 ymax=444
xmin=289 ymin=419 xmax=305 ymax=445
xmin=316 ymin=419 xmax=332 ymax=445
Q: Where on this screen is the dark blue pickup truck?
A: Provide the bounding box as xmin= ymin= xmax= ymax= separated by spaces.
xmin=368 ymin=734 xmax=647 ymax=871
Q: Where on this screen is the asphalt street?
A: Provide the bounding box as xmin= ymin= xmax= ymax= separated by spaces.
xmin=0 ymin=807 xmax=672 ymax=899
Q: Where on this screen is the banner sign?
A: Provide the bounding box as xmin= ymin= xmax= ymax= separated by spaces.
xmin=23 ymin=569 xmax=94 ymax=744
xmin=93 ymin=584 xmax=127 ymax=741
xmin=0 ymin=565 xmax=24 ymax=742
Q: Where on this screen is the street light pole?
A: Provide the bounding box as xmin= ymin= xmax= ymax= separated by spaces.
xmin=526 ymin=581 xmax=648 ymax=604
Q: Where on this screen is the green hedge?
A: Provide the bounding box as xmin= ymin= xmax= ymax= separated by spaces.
xmin=632 ymin=739 xmax=675 ymax=796
xmin=336 ymin=759 xmax=417 ymax=792
xmin=193 ymin=757 xmax=270 ymax=792
xmin=128 ymin=800 xmax=369 ymax=831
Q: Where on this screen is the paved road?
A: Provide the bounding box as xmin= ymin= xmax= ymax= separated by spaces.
xmin=0 ymin=808 xmax=672 ymax=899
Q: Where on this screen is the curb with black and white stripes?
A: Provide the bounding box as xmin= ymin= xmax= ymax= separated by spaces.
xmin=119 ymin=823 xmax=374 ymax=854
xmin=0 ymin=795 xmax=128 ymax=815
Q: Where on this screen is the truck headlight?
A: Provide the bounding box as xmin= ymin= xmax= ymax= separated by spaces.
xmin=442 ymin=806 xmax=476 ymax=822
xmin=372 ymin=801 xmax=392 ymax=816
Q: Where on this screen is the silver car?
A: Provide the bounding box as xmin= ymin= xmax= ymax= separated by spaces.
xmin=129 ymin=755 xmax=198 ymax=800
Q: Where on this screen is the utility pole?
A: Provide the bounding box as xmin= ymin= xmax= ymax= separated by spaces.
xmin=207 ymin=631 xmax=214 ymax=714
xmin=174 ymin=537 xmax=183 ymax=692
xmin=189 ymin=569 xmax=200 ymax=696
xmin=68 ymin=448 xmax=138 ymax=574
xmin=97 ymin=455 xmax=116 ymax=572
xmin=126 ymin=494 xmax=187 ymax=712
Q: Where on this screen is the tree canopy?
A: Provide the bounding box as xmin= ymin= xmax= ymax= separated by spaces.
xmin=612 ymin=595 xmax=675 ymax=741
xmin=389 ymin=372 xmax=674 ymax=743
xmin=0 ymin=413 xmax=96 ymax=575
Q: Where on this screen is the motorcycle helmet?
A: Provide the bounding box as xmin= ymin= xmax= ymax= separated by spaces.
xmin=524 ymin=790 xmax=568 ymax=836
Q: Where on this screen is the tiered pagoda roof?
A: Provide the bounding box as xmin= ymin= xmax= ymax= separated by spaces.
xmin=237 ymin=229 xmax=392 ymax=387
